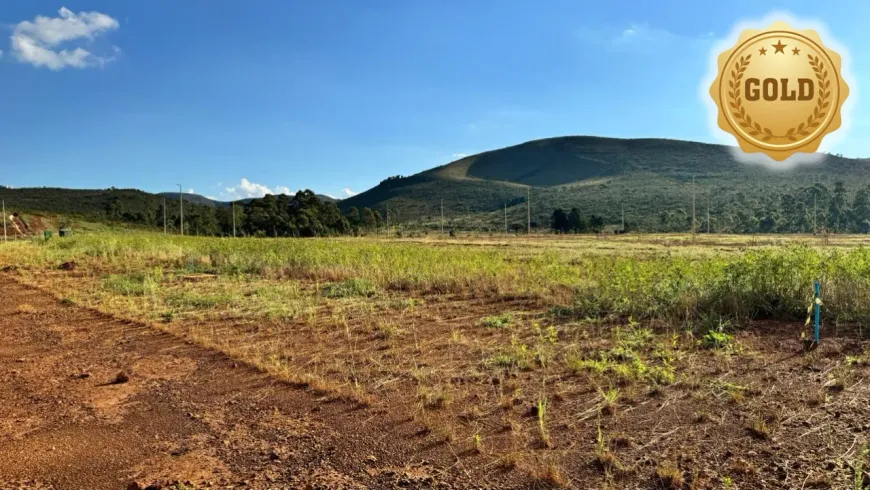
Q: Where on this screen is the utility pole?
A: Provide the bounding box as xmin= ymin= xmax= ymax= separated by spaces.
xmin=813 ymin=195 xmax=817 ymax=234
xmin=621 ymin=203 xmax=625 ymax=233
xmin=232 ymin=202 xmax=237 ymax=238
xmin=2 ymin=200 xmax=6 ymax=242
xmin=706 ymin=195 xmax=711 ymax=234
xmin=504 ymin=203 xmax=508 ymax=236
xmin=163 ymin=198 xmax=167 ymax=234
xmin=440 ymin=199 xmax=444 ymax=235
xmin=527 ymin=188 xmax=531 ymax=235
xmin=178 ymin=184 xmax=184 ymax=236
xmin=691 ymin=175 xmax=696 ymax=241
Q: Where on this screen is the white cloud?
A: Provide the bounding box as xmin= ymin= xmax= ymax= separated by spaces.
xmin=11 ymin=7 xmax=120 ymax=70
xmin=576 ymin=23 xmax=711 ymax=53
xmin=451 ymin=153 xmax=469 ymax=159
xmin=341 ymin=188 xmax=358 ymax=198
xmin=613 ymin=24 xmax=676 ymax=46
xmin=223 ymin=178 xmax=293 ymax=199
xmin=187 ymin=188 xmax=195 ymax=194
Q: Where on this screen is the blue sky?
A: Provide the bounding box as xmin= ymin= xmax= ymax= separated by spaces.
xmin=2 ymin=1 xmax=870 ymax=200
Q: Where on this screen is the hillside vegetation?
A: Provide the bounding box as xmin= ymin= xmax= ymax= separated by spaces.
xmin=8 ymin=136 xmax=870 ymax=235
xmin=0 ymin=186 xmax=352 ymax=238
xmin=341 ymin=136 xmax=870 ymax=233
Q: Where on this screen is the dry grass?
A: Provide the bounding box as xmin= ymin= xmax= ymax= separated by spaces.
xmin=4 ymin=232 xmax=870 ymax=488
xmin=655 ymin=461 xmax=685 ymax=489
xmin=528 ymin=460 xmax=569 ymax=488
xmin=15 ymin=303 xmax=37 ymax=314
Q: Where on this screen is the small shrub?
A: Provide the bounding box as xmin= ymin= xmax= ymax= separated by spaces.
xmin=529 ymin=462 xmax=568 ymax=487
xmin=599 ymin=387 xmax=619 ymax=415
xmin=418 ymin=387 xmax=452 ymax=410
xmin=702 ymin=326 xmax=734 ymax=350
xmin=498 ymin=452 xmax=520 ymax=470
xmin=374 ymin=322 xmax=403 ymax=340
xmin=656 ymin=461 xmax=685 ymax=489
xmin=321 ymin=278 xmax=376 ymax=298
xmin=648 ymin=365 xmax=676 ymax=385
xmin=478 ymin=313 xmax=513 ymax=329
xmin=746 ymin=418 xmax=771 ymax=440
xmin=487 ymin=335 xmax=533 ymax=370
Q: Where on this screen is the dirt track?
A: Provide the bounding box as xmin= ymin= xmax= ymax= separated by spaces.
xmin=0 ymin=277 xmax=486 ymax=490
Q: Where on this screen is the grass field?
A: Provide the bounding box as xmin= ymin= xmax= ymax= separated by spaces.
xmin=4 ymin=232 xmax=870 ymax=488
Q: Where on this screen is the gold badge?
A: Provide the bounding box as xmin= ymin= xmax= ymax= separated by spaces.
xmin=709 ymin=22 xmax=849 ymax=161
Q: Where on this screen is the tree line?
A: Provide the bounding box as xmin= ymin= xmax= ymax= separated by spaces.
xmin=105 ymin=190 xmax=388 ymax=237
xmin=550 ymin=208 xmax=607 ymax=233
xmin=98 ymin=180 xmax=870 ymax=236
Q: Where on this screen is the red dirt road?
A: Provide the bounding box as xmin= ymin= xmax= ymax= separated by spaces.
xmin=0 ymin=277 xmax=488 ymax=490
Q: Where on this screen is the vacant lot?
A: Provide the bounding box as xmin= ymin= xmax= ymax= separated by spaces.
xmin=3 ymin=232 xmax=870 ymax=489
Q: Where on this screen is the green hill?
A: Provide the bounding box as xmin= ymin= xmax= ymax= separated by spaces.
xmin=156 ymin=192 xmax=227 ymax=207
xmin=155 ymin=192 xmax=338 ymax=207
xmin=340 ymin=136 xmax=870 ymax=233
xmin=0 ymin=187 xmax=165 ymax=219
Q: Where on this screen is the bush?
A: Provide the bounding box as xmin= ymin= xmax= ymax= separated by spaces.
xmin=321 ymin=278 xmax=376 ymax=298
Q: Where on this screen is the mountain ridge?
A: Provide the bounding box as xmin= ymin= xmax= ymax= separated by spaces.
xmin=339 ymin=135 xmax=870 ymax=232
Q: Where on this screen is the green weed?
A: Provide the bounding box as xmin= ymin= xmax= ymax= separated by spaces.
xmin=478 ymin=313 xmax=513 ymax=329
xmin=321 ymin=278 xmax=376 ymax=298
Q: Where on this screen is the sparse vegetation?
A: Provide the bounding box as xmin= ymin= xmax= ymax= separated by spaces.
xmin=15 ymin=303 xmax=37 ymax=314
xmin=702 ymin=321 xmax=735 ymax=350
xmin=537 ymin=396 xmax=551 ymax=448
xmin=479 ymin=313 xmax=513 ymax=329
xmin=598 ymin=387 xmax=619 ymax=415
xmin=655 ymin=461 xmax=685 ymax=489
xmin=4 ymin=231 xmax=870 ymax=488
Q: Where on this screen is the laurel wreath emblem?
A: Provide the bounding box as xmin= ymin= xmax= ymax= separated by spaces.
xmin=727 ymin=54 xmax=831 ymax=142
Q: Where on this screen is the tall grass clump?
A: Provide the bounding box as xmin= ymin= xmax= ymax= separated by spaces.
xmin=570 ymin=245 xmax=870 ymax=325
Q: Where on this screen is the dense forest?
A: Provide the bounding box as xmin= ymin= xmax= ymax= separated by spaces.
xmin=111 ymin=190 xmax=382 ymax=237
